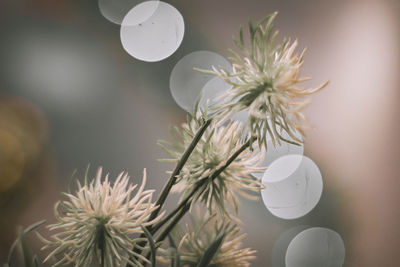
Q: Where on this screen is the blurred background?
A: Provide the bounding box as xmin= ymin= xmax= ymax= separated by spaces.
xmin=0 ymin=0 xmax=399 ymax=266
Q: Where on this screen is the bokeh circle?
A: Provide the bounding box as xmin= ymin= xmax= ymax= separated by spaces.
xmin=120 ymin=1 xmax=184 ymax=62
xmin=99 ymin=0 xmax=159 ymax=25
xmin=286 ymin=227 xmax=345 ymax=267
xmin=261 ymin=156 xmax=323 ymax=219
xmin=170 ymin=51 xmax=231 ymax=111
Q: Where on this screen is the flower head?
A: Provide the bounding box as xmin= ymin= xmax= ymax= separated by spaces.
xmin=39 ymin=168 xmax=163 ymax=267
xmin=209 ymin=12 xmax=328 ymax=149
xmin=159 ymin=110 xmax=263 ymax=216
xmin=161 ymin=213 xmax=256 ymax=267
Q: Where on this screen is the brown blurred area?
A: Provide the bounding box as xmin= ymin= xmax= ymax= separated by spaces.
xmin=0 ymin=0 xmax=399 ymax=266
xmin=0 ymin=95 xmax=58 ymax=256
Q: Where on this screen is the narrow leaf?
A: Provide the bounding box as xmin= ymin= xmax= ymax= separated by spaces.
xmin=8 ymin=220 xmax=46 ymax=265
xmin=23 ymin=220 xmax=46 ymax=235
xmin=196 ymin=232 xmax=225 ymax=267
xmin=67 ymin=169 xmax=77 ymax=194
xmin=168 ymin=234 xmax=177 ymax=249
xmin=84 ymin=164 xmax=91 ymax=186
xmin=18 ymin=228 xmax=33 ymax=267
xmin=167 ymin=234 xmax=180 ymax=267
xmin=140 ymin=225 xmax=157 ymax=267
xmin=239 ymin=26 xmax=244 ymax=46
xmin=32 ymin=255 xmax=39 ymax=267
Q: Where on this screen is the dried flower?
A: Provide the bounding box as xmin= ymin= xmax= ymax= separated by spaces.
xmin=161 ymin=213 xmax=256 ymax=267
xmin=39 ymin=168 xmax=163 ymax=267
xmin=159 ymin=110 xmax=263 ymax=216
xmin=207 ymin=12 xmax=328 ymax=149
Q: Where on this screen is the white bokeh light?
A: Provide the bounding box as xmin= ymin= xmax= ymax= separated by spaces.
xmin=98 ymin=0 xmax=159 ymax=25
xmin=253 ymin=131 xmax=304 ymax=179
xmin=261 ymin=154 xmax=304 ymax=183
xmin=231 ymin=109 xmax=248 ymax=124
xmin=261 ymin=156 xmax=323 ymax=219
xmin=286 ymin=227 xmax=345 ymax=267
xmin=198 ymin=76 xmax=230 ymax=112
xmin=272 ymin=226 xmax=309 ymax=267
xmin=120 ymin=1 xmax=184 ymax=62
xmin=170 ymin=51 xmax=231 ymax=111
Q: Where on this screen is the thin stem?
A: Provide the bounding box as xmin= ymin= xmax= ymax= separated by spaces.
xmin=127 ymin=118 xmax=211 ymax=267
xmin=141 ymin=138 xmax=255 ymax=266
xmin=152 ymin=138 xmax=254 ymax=233
xmin=151 ymin=186 xmax=198 ymax=234
xmin=142 ymin=203 xmax=191 ymax=266
xmin=150 ymin=118 xmax=212 ymax=222
xmin=156 ymin=203 xmax=190 ymax=243
xmin=97 ymin=224 xmax=106 ymax=267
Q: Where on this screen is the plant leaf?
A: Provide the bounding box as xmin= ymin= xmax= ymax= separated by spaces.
xmin=23 ymin=220 xmax=46 ymax=235
xmin=196 ymin=232 xmax=225 ymax=267
xmin=84 ymin=164 xmax=91 ymax=186
xmin=167 ymin=234 xmax=180 ymax=267
xmin=32 ymin=255 xmax=39 ymax=267
xmin=167 ymin=234 xmax=177 ymax=249
xmin=19 ymin=229 xmax=33 ymax=267
xmin=67 ymin=169 xmax=77 ymax=194
xmin=140 ymin=225 xmax=157 ymax=267
xmin=8 ymin=220 xmax=46 ymax=265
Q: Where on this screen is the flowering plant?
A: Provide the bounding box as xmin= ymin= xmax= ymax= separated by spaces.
xmin=204 ymin=12 xmax=327 ymax=149
xmin=5 ymin=12 xmax=325 ymax=267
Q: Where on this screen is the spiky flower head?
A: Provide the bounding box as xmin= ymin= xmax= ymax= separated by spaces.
xmin=161 ymin=213 xmax=256 ymax=267
xmin=208 ymin=12 xmax=328 ymax=149
xmin=39 ymin=168 xmax=163 ymax=267
xmin=159 ymin=109 xmax=263 ymax=217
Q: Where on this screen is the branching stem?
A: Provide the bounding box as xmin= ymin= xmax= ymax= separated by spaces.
xmin=128 ymin=118 xmax=211 ymax=267
xmin=152 ymin=138 xmax=254 ymax=233
xmin=141 ymin=138 xmax=255 ymax=266
xmin=150 ymin=118 xmax=212 ymax=221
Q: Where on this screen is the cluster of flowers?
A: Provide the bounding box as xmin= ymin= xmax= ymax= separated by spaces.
xmin=36 ymin=13 xmax=325 ymax=267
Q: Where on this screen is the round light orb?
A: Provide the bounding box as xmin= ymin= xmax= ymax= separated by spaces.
xmin=198 ymin=76 xmax=230 ymax=112
xmin=231 ymin=109 xmax=248 ymax=125
xmin=120 ymin=1 xmax=184 ymax=62
xmin=170 ymin=51 xmax=231 ymax=111
xmin=261 ymin=156 xmax=323 ymax=219
xmin=99 ymin=0 xmax=159 ymax=25
xmin=286 ymin=227 xmax=345 ymax=267
xmin=261 ymin=154 xmax=304 ymax=183
xmin=253 ymin=131 xmax=304 ymax=179
xmin=272 ymin=226 xmax=309 ymax=267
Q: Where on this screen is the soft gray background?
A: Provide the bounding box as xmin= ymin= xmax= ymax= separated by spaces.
xmin=0 ymin=0 xmax=399 ymax=266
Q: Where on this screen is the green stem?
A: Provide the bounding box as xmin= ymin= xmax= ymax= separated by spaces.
xmin=152 ymin=138 xmax=254 ymax=233
xmin=156 ymin=202 xmax=190 ymax=244
xmin=128 ymin=118 xmax=211 ymax=267
xmin=142 ymin=203 xmax=191 ymax=266
xmin=150 ymin=118 xmax=212 ymax=221
xmin=96 ymin=220 xmax=106 ymax=267
xmin=141 ymin=138 xmax=255 ymax=266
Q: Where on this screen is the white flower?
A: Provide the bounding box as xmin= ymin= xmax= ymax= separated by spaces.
xmin=209 ymin=12 xmax=328 ymax=149
xmin=39 ymin=168 xmax=163 ymax=267
xmin=159 ymin=111 xmax=263 ymax=216
xmin=161 ymin=213 xmax=256 ymax=267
